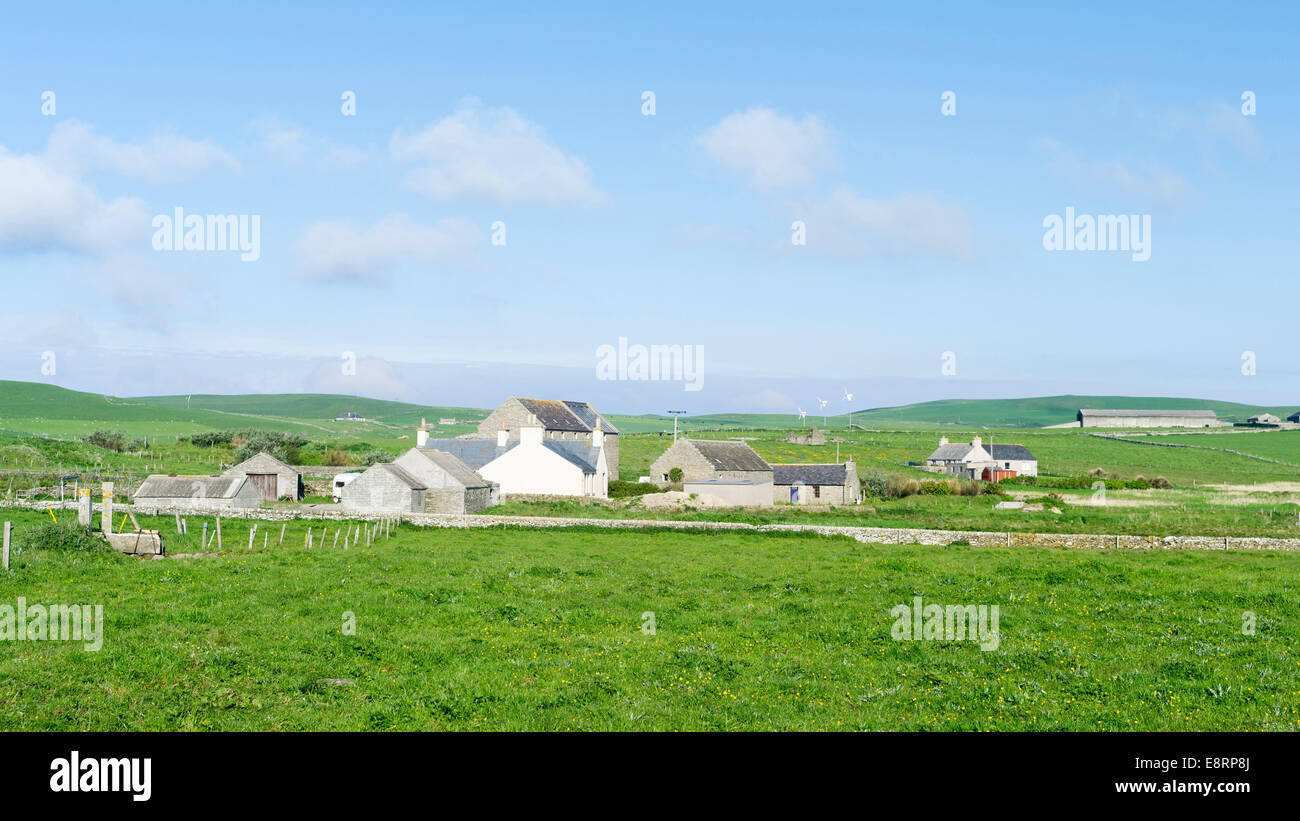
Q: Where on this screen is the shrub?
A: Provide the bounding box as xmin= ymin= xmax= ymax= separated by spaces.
xmin=886 ymin=476 xmax=921 ymax=498
xmin=323 ymin=449 xmax=351 ymax=466
xmin=187 ymin=431 xmax=232 ymax=448
xmin=609 ymin=480 xmax=667 ymax=499
xmin=234 ymin=431 xmax=308 ymax=464
xmin=20 ymin=523 xmax=107 ymax=554
xmin=920 ymin=480 xmax=952 ymax=496
xmin=668 ymin=467 xmax=684 ymax=483
xmin=359 ymin=450 xmax=390 ymax=466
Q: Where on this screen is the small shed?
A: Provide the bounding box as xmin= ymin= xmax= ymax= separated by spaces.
xmin=134 ymin=475 xmax=260 ymax=510
xmin=221 ymin=452 xmax=302 ymax=501
xmin=339 ymin=463 xmax=427 ymax=513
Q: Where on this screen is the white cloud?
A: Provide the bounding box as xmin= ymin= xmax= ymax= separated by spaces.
xmin=1036 ymin=138 xmax=1194 ymax=208
xmin=697 ymin=107 xmax=836 ymax=191
xmin=0 ymin=146 xmax=148 ymax=254
xmin=390 ymin=103 xmax=599 ymax=206
xmin=251 ymin=117 xmax=368 ymax=171
xmin=44 ymin=120 xmax=238 ymax=184
xmin=802 ymin=187 xmax=973 ymax=259
xmin=293 ymin=213 xmax=481 ymax=282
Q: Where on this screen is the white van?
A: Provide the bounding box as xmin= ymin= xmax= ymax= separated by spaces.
xmin=332 ymin=472 xmax=361 ymax=502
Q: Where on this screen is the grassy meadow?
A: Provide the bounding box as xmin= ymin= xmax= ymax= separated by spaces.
xmin=0 ymin=509 xmax=1296 ymax=731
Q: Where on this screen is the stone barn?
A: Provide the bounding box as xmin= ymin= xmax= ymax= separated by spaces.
xmin=649 ymin=438 xmax=773 ymax=484
xmin=477 ymin=397 xmax=621 ymax=479
xmin=1289 ymin=411 xmax=1300 ymax=423
xmin=339 ymin=463 xmax=428 ymax=513
xmin=773 ymin=460 xmax=860 ymax=505
xmin=221 ymin=452 xmax=302 ymax=500
xmin=134 ymin=474 xmax=261 ymax=511
xmin=394 ymin=448 xmax=499 ymax=512
xmin=1247 ymin=413 xmax=1281 ymax=425
xmin=1077 ymin=409 xmax=1221 ymax=428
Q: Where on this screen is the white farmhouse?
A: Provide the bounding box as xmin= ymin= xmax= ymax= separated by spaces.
xmin=478 ymin=424 xmax=609 ymax=497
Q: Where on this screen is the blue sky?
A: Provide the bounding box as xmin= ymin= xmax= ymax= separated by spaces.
xmin=1 ymin=1 xmax=1296 ymax=413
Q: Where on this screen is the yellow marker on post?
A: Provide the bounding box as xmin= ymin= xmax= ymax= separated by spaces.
xmin=46 ymin=505 xmax=57 ymax=523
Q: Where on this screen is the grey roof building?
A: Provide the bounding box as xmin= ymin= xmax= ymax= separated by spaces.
xmin=649 ymin=438 xmax=773 ymax=484
xmin=476 ymin=397 xmax=622 ymax=479
xmin=773 ymin=461 xmax=861 ymax=505
xmin=1077 ymin=409 xmax=1220 ymax=428
xmin=134 ymin=474 xmax=261 ymax=510
xmin=221 ymin=452 xmax=302 ymax=500
xmin=1289 ymin=411 xmax=1300 ymax=423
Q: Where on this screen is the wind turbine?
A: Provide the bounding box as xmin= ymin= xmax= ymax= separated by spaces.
xmin=843 ymin=388 xmax=854 ymax=430
xmin=817 ymin=397 xmax=828 ymax=427
xmin=797 ymin=407 xmax=807 ymax=424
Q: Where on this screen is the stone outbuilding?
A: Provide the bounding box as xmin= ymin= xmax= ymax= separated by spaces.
xmin=395 ymin=448 xmax=499 ymax=512
xmin=773 ymin=460 xmax=860 ymax=504
xmin=1247 ymin=413 xmax=1281 ymax=425
xmin=221 ymin=452 xmax=302 ymax=501
xmin=649 ymin=438 xmax=773 ymax=484
xmin=134 ymin=474 xmax=261 ymax=511
xmin=477 ymin=397 xmax=621 ymax=479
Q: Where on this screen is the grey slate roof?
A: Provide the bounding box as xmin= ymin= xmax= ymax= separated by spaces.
xmin=1078 ymin=409 xmax=1217 ymax=418
xmin=773 ymin=464 xmax=848 ymax=486
xmin=376 ymin=463 xmax=427 ymax=490
xmin=136 ymin=475 xmax=246 ymax=499
xmin=988 ymin=444 xmax=1036 ymax=461
xmin=543 ymin=441 xmax=601 ymax=473
xmin=514 ymin=398 xmax=619 ymax=434
xmin=412 ymin=449 xmax=494 ymax=488
xmin=685 ymin=439 xmax=772 ymax=471
xmin=926 ymin=443 xmax=979 ymax=462
xmin=1290 ymin=411 xmax=1300 ymax=422
xmin=419 ymin=438 xmax=514 ymax=471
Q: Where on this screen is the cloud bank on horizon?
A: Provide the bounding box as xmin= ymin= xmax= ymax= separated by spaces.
xmin=0 ymin=2 xmax=1294 ymax=413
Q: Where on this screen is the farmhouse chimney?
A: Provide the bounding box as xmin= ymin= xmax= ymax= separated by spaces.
xmin=592 ymin=423 xmax=604 ymax=450
xmin=497 ymin=426 xmax=509 ymax=447
xmin=938 ymin=437 xmax=948 ymax=446
xmin=417 ymin=418 xmax=429 ymax=448
xmin=520 ymin=425 xmax=544 ymax=447
xmin=971 ymin=436 xmax=982 ymax=447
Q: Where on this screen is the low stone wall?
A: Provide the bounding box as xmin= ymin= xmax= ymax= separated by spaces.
xmin=4 ymin=500 xmax=1298 ymax=551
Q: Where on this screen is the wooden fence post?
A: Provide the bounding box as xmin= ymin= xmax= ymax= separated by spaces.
xmin=3 ymin=521 xmax=10 ymax=571
xmin=216 ymin=517 xmax=223 ymax=551
xmin=279 ymin=523 xmax=286 ymax=545
xmin=202 ymin=522 xmax=208 ymax=550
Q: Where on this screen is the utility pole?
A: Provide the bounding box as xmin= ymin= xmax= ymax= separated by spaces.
xmin=667 ymin=410 xmax=687 ymax=443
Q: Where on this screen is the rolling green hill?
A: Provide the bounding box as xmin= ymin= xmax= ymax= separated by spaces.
xmin=135 ymin=393 xmax=486 ymax=428
xmin=2 ymin=381 xmax=1295 ymax=434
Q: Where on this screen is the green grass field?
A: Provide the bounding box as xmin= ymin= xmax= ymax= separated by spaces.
xmin=0 ymin=510 xmax=1295 ymax=731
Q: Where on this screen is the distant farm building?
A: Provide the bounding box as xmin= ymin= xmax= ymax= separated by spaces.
xmin=335 ymin=412 xmax=366 ymax=421
xmin=134 ymin=474 xmax=260 ymax=511
xmin=650 ymin=439 xmax=773 ymax=484
xmin=1076 ymin=409 xmax=1221 ymax=428
xmin=221 ymin=452 xmax=302 ymax=500
xmin=1247 ymin=413 xmax=1281 ymax=425
xmin=925 ymin=437 xmax=1036 ymax=480
xmin=1290 ymin=411 xmax=1300 ymax=423
xmin=477 ymin=397 xmax=621 ymax=479
xmin=773 ymin=461 xmax=861 ymax=504
xmin=340 ymin=450 xmax=498 ymax=515
xmin=988 ymin=444 xmax=1038 ymax=477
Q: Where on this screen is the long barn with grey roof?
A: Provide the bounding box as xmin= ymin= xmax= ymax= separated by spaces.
xmin=1077 ymin=409 xmax=1222 ymax=428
